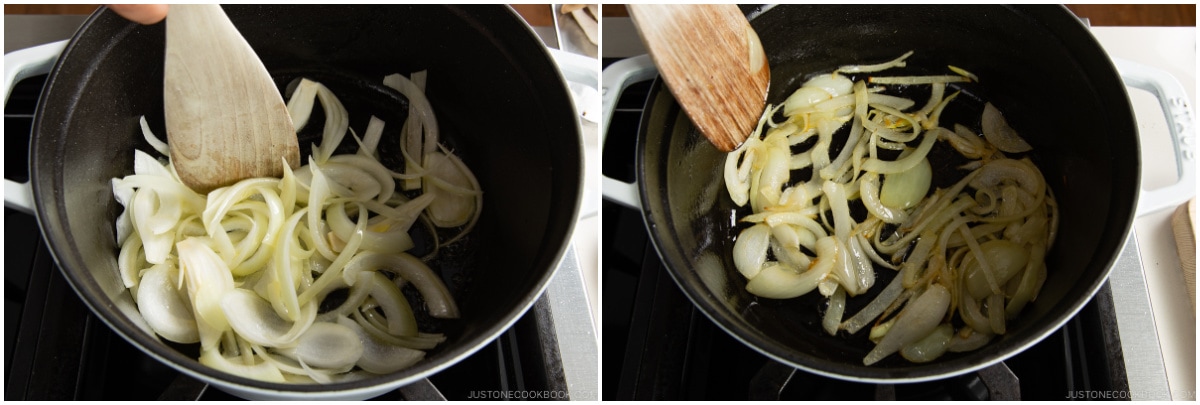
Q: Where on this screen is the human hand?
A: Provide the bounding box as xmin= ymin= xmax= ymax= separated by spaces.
xmin=108 ymin=4 xmax=168 ymax=25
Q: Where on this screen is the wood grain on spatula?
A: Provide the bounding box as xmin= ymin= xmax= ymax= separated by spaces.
xmin=628 ymin=4 xmax=769 ymax=152
xmin=163 ymin=4 xmax=299 ymax=194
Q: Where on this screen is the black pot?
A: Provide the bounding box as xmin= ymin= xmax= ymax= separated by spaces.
xmin=15 ymin=5 xmax=582 ymax=399
xmin=630 ymin=4 xmax=1137 ymax=381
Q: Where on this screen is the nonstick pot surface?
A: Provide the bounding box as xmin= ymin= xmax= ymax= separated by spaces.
xmin=636 ymin=4 xmax=1138 ymax=381
xmin=29 ymin=5 xmax=581 ymax=397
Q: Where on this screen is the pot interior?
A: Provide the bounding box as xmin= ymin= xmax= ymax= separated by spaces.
xmin=638 ymin=4 xmax=1137 ymax=381
xmin=32 ymin=4 xmax=581 ymax=395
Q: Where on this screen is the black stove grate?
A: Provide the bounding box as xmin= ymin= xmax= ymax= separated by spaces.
xmin=600 ymin=58 xmax=1129 ymax=401
xmin=4 ymin=74 xmax=568 ymax=401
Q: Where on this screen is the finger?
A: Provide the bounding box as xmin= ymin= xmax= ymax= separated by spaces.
xmin=108 ymin=4 xmax=168 ymax=25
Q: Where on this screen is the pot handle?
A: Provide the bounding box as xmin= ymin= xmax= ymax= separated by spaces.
xmin=548 ymin=48 xmax=602 ymax=220
xmin=3 ymin=40 xmax=68 ymax=215
xmin=600 ymin=55 xmax=658 ymax=210
xmin=1113 ymin=57 xmax=1196 ymax=217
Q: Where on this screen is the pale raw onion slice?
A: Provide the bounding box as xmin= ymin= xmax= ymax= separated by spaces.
xmin=422 ymin=151 xmax=477 ymax=228
xmin=136 ymin=263 xmax=199 ymax=343
xmin=805 ymin=74 xmax=854 ymax=98
xmin=783 ymin=86 xmax=833 ymax=116
xmin=282 ymin=322 xmax=364 ymax=370
xmin=981 ymin=102 xmax=1032 ymax=153
xmin=733 ymin=223 xmax=771 ymax=279
xmin=340 ymin=252 xmax=459 ymax=319
xmin=220 ymin=288 xmax=315 ymax=347
xmin=200 ymin=347 xmax=286 ymax=383
xmin=362 ymin=271 xmax=419 ymax=337
xmin=337 ymin=316 xmax=426 ymax=374
xmin=177 ymin=237 xmax=235 ymax=348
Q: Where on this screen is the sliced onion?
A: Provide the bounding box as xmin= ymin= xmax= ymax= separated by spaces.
xmin=859 ymin=173 xmax=907 ymax=224
xmin=282 ymin=322 xmax=363 ymax=370
xmin=351 ymin=310 xmax=447 ymax=350
xmin=958 ymin=293 xmax=991 ymax=334
xmin=756 ymin=139 xmax=791 ymax=209
xmin=770 ymin=237 xmax=812 ymax=272
xmin=899 ymin=322 xmax=954 ymax=363
xmin=981 ymin=102 xmax=1032 ymax=153
xmin=837 ymin=51 xmax=913 ymax=74
xmin=822 ymin=181 xmax=853 ymax=240
xmin=221 ymin=288 xmax=315 ymax=347
xmin=946 ymin=327 xmax=993 ymax=353
xmin=362 ymin=271 xmax=419 ymax=337
xmin=337 ymin=316 xmax=425 ymax=374
xmin=723 ymin=51 xmax=1056 ymax=367
xmin=137 ymin=263 xmax=199 ymax=343
xmin=863 ymin=283 xmax=950 ymax=365
xmin=868 ymin=75 xmax=970 ymax=85
xmin=733 ymin=223 xmax=771 ymax=279
xmin=880 ymin=157 xmax=932 ymax=210
xmin=746 ymin=237 xmax=838 ymax=299
xmin=177 ymin=237 xmax=235 ymax=348
xmin=783 ymin=86 xmax=833 ymax=116
xmin=382 ymin=72 xmax=440 ymax=154
xmin=745 ymin=262 xmax=823 ymax=299
xmin=867 ymin=93 xmax=916 ymax=111
xmin=962 ymin=240 xmax=1030 ymax=299
xmin=846 ymin=235 xmax=876 ymax=295
xmin=861 ymin=126 xmax=939 ymax=174
xmin=422 ymin=151 xmax=477 ymax=228
xmin=805 ymin=74 xmax=854 ymax=97
xmin=823 ymin=287 xmax=846 ymax=336
xmin=339 ymin=252 xmax=459 ymax=319
xmin=725 ymin=139 xmax=757 ymax=206
xmin=841 ymin=272 xmax=904 ymax=334
xmin=987 ymin=293 xmax=1007 ymax=334
xmin=325 ymin=202 xmax=415 ymax=254
xmin=200 ymin=347 xmax=286 ymax=383
xmin=113 ymin=73 xmax=468 ymax=383
xmin=138 ymin=115 xmax=170 ymax=156
xmin=1005 ymin=242 xmax=1046 ymax=318
xmin=359 ymin=115 xmax=385 ymax=158
xmin=118 ymin=235 xmax=146 ymax=289
xmin=969 ymin=158 xmax=1043 ymax=198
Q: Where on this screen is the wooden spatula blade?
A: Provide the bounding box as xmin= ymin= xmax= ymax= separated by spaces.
xmin=164 ymin=4 xmax=299 ymax=193
xmin=629 ymin=4 xmax=769 ymax=152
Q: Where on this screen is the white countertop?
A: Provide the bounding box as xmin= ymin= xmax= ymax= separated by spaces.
xmin=1091 ymin=26 xmax=1196 ymax=401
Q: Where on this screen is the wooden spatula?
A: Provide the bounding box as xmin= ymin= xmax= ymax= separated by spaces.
xmin=628 ymin=4 xmax=769 ymax=152
xmin=163 ymin=4 xmax=299 ymax=193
